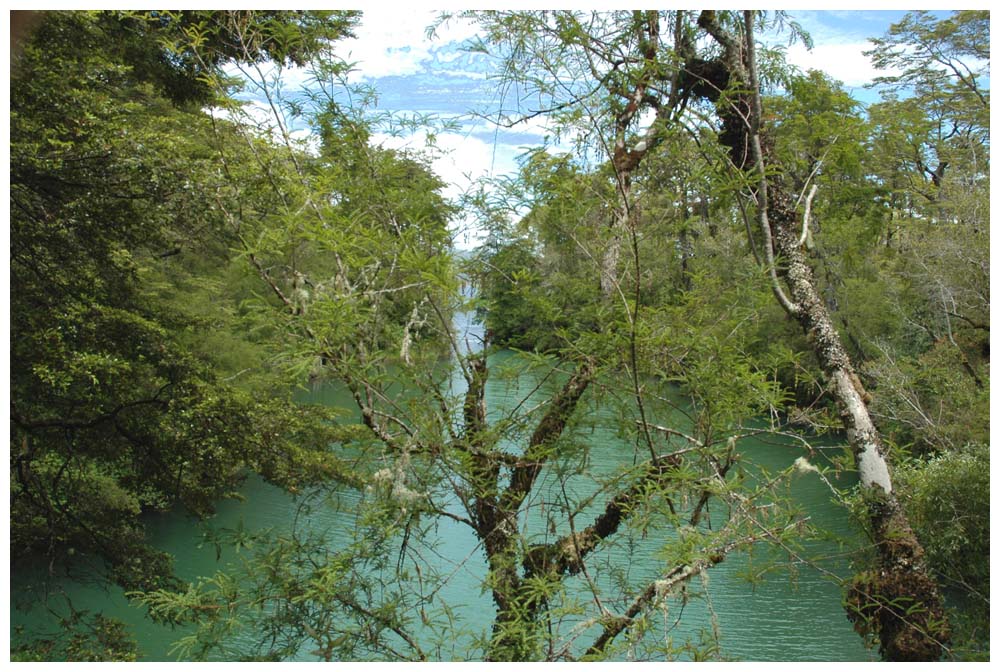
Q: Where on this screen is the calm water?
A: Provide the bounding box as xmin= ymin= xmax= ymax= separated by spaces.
xmin=10 ymin=312 xmax=875 ymax=661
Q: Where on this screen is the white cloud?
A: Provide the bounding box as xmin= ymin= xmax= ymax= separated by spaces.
xmin=436 ymin=50 xmax=466 ymax=65
xmin=371 ymin=126 xmax=529 ymax=248
xmin=373 ymin=128 xmax=519 ymax=201
xmin=437 ymin=69 xmax=488 ymax=81
xmin=340 ymin=9 xmax=480 ymax=81
xmin=786 ymin=41 xmax=901 ymax=88
xmin=289 ymin=128 xmax=321 ymax=156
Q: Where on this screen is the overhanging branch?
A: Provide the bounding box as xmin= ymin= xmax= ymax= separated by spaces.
xmin=523 ymin=448 xmax=687 ymax=579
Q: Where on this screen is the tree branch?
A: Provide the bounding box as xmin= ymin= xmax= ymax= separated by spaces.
xmin=744 ymin=11 xmax=800 ymax=317
xmin=579 ymin=540 xmax=741 ymax=659
xmin=797 ymin=183 xmax=818 ymax=247
xmin=523 ymin=448 xmax=688 ymax=578
xmin=499 ymin=360 xmax=594 ymax=514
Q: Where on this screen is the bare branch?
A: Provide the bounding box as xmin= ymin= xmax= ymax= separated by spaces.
xmin=798 ymin=183 xmax=818 ymax=248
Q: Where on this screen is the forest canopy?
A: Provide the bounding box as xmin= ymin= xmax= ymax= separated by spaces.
xmin=9 ymin=9 xmax=989 ymax=663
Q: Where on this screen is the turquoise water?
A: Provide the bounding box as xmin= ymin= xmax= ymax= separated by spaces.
xmin=9 ymin=434 xmax=872 ymax=660
xmin=9 ymin=313 xmax=875 ymax=660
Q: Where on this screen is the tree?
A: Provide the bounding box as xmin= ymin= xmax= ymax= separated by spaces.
xmin=473 ymin=150 xmax=611 ymax=351
xmin=461 ymin=11 xmax=700 ymax=299
xmin=128 ymin=11 xmax=819 ymax=662
xmin=10 ymin=9 xmax=360 ymax=641
xmin=680 ymin=10 xmax=948 ymax=660
xmin=14 ymin=9 xmax=979 ymax=662
xmin=98 ymin=10 xmax=359 ymax=106
xmin=464 ymin=8 xmax=953 ymax=661
xmin=862 ymin=10 xmax=989 ymax=373
xmin=852 ymin=13 xmax=989 ymax=656
xmin=866 ymin=11 xmax=988 ymax=125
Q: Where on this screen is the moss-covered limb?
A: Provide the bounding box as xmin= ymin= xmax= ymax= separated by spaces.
xmin=461 ymin=351 xmax=500 ymax=527
xmin=760 ymin=126 xmax=948 ymax=661
xmin=460 ymin=353 xmax=578 ymax=643
xmin=600 ymin=12 xmax=667 ymax=299
xmin=846 ymin=496 xmax=951 ymax=661
xmin=498 ymin=361 xmax=595 ymax=515
xmin=463 ymin=353 xmax=504 ymax=570
xmin=766 ymin=166 xmax=948 ymax=662
xmin=509 ymin=444 xmax=709 ymax=658
xmin=462 ymin=352 xmax=489 ymax=436
xmin=579 ymin=541 xmax=737 ymax=660
xmin=341 ymin=374 xmax=405 ymax=452
xmin=450 ymin=350 xmax=524 ymax=653
xmin=475 ymin=361 xmax=595 ymax=660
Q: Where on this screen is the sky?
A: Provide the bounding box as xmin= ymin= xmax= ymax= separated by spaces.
xmin=2 ymin=6 xmax=986 ymax=251
xmin=217 ymin=8 xmax=973 ymax=248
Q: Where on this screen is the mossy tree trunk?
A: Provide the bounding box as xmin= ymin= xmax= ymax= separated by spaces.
xmin=687 ymin=10 xmax=949 ymax=661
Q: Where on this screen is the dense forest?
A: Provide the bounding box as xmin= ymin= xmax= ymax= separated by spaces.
xmin=9 ymin=9 xmax=989 ymax=662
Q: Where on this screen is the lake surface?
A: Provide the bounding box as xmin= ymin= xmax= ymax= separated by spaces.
xmin=10 ymin=311 xmax=875 ymax=661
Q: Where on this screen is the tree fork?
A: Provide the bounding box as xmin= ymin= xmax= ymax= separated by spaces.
xmin=480 ymin=360 xmax=594 ymax=660
xmin=508 ymin=447 xmax=686 ymax=659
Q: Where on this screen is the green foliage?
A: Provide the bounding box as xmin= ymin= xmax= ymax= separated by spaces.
xmin=100 ymin=10 xmax=360 ymax=105
xmin=767 ymin=70 xmax=879 ymax=210
xmin=12 ymin=613 xmax=138 ymax=662
xmin=10 ymin=8 xmax=359 ymax=609
xmin=474 ymin=237 xmax=576 ymax=351
xmin=864 ymin=338 xmax=989 ymax=455
xmin=469 ymin=150 xmax=615 ymax=353
xmin=10 ymin=8 xmax=989 ymax=664
xmin=130 ymin=493 xmax=448 ymax=661
xmin=863 ymin=12 xmax=988 ymax=215
xmin=867 ymin=10 xmax=988 ymax=128
xmin=894 ymin=444 xmax=989 ymax=598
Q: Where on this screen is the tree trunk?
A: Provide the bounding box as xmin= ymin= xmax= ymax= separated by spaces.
xmin=767 ymin=180 xmax=949 ymax=662
xmin=471 ymin=360 xmax=593 ymax=661
xmin=599 ymin=216 xmax=623 ymax=298
xmin=689 ymin=10 xmax=949 ymax=661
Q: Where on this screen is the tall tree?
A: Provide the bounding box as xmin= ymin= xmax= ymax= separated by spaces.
xmin=679 ymin=10 xmax=949 ymax=660
xmin=467 ymin=8 xmax=955 ymax=661
xmin=852 ymin=14 xmax=989 ymax=656
xmin=15 ymin=9 xmax=979 ymax=662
